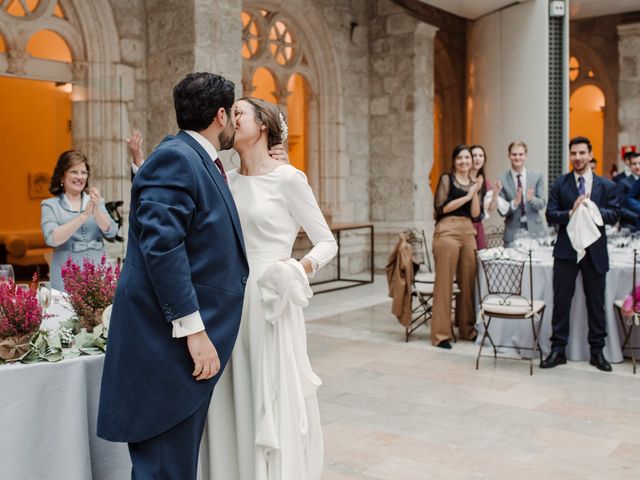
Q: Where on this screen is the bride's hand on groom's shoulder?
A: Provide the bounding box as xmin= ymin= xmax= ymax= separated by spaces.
xmin=186 ymin=331 xmax=220 ymax=381
xmin=269 ymin=144 xmax=289 ymax=163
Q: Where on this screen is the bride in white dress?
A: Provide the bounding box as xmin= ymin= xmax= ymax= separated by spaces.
xmin=201 ymin=97 xmax=337 ymax=480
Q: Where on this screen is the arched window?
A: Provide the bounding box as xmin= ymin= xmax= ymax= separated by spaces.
xmin=27 ymin=29 xmax=72 ymax=62
xmin=241 ymin=7 xmax=315 ymax=174
xmin=251 ymin=67 xmax=277 ymax=104
xmin=0 ymin=0 xmax=78 ymax=80
xmin=569 ymin=55 xmax=579 ymax=82
xmin=286 ymin=73 xmax=309 ymax=172
xmin=3 ymin=0 xmax=41 ymax=17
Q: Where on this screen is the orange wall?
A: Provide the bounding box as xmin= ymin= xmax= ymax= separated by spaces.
xmin=0 ymin=76 xmax=72 ymax=231
xmin=570 ymin=85 xmax=604 ymax=175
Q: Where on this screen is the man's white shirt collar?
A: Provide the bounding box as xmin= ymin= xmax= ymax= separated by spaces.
xmin=573 ymin=167 xmax=593 ymax=196
xmin=130 ymin=130 xmax=222 ymax=174
xmin=511 ymin=167 xmax=527 ymax=186
xmin=184 ymin=130 xmax=219 ymax=165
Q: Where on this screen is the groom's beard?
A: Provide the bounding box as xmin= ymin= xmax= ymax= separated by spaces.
xmin=219 ymin=122 xmax=235 ymax=150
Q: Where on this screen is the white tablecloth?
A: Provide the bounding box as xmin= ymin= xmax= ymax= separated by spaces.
xmin=0 ymin=294 xmax=220 ymax=479
xmin=475 ymin=247 xmax=638 ymax=363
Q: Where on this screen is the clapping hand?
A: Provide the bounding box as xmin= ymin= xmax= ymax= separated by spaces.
xmin=467 ymin=176 xmax=483 ymax=199
xmin=526 ymin=186 xmax=534 ymax=202
xmin=127 ymin=131 xmax=144 ymax=167
xmin=83 ymin=187 xmax=101 ymax=217
xmin=514 ymin=187 xmax=523 ymax=207
xmin=268 ymin=144 xmax=289 ymax=163
xmin=493 ymin=179 xmax=503 ymax=194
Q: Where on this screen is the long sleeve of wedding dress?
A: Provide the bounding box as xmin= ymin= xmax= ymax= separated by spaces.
xmin=284 ymin=169 xmax=338 ymax=272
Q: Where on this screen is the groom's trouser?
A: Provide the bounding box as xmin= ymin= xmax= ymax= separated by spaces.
xmin=128 ymin=393 xmax=212 ymax=480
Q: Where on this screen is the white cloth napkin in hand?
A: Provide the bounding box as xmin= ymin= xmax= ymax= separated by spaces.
xmin=567 ymin=198 xmax=603 ymax=262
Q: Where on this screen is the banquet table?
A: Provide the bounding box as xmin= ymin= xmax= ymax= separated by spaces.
xmin=0 ymin=294 xmax=223 ymax=479
xmin=0 ymin=294 xmax=131 ymax=480
xmin=475 ymin=246 xmax=639 ymax=363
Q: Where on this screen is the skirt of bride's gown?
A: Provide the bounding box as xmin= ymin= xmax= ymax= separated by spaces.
xmin=200 ymin=256 xmax=323 ymax=480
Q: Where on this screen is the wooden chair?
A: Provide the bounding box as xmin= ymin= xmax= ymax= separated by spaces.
xmin=613 ymin=249 xmax=640 ymax=374
xmin=476 ymin=248 xmax=545 ymax=375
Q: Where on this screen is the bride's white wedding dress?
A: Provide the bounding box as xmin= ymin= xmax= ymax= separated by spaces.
xmin=201 ymin=164 xmax=337 ymax=480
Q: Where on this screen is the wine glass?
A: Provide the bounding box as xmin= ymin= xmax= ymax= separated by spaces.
xmin=0 ymin=264 xmax=14 ymax=285
xmin=38 ymin=281 xmax=51 ymax=311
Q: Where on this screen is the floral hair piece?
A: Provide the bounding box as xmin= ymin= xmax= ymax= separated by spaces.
xmin=279 ymin=112 xmax=288 ymax=143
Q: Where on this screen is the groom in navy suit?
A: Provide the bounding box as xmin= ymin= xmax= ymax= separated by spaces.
xmin=542 ymin=136 xmax=619 ymax=372
xmin=98 ymin=73 xmax=249 ymax=479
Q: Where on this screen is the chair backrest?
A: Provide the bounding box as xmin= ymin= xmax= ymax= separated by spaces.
xmin=478 ymin=248 xmax=532 ymax=302
xmin=632 ymin=249 xmax=638 ymax=310
xmin=484 ymin=225 xmax=505 ymax=249
xmin=404 ymin=229 xmax=433 ymax=273
xmin=105 ymin=200 xmax=124 ymax=243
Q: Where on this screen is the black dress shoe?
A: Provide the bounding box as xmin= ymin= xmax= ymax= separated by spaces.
xmin=590 ymin=352 xmax=612 ymax=372
xmin=436 ymin=340 xmax=452 ymax=350
xmin=540 ymin=351 xmax=566 ymax=368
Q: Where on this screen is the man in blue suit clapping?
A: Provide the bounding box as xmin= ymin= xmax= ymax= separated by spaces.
xmin=98 ymin=73 xmax=249 ymax=479
xmin=541 ymin=136 xmax=619 ymax=372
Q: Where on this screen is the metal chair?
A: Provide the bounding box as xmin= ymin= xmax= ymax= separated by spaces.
xmin=484 ymin=225 xmax=505 ymax=249
xmin=613 ymin=249 xmax=640 ymax=374
xmin=476 ymin=248 xmax=545 ymax=375
xmin=405 ymin=229 xmax=459 ymax=342
xmin=105 ymin=200 xmax=124 ymax=243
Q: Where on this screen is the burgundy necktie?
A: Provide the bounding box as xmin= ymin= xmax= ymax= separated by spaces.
xmin=213 ymin=158 xmax=227 ymax=184
xmin=516 ymin=174 xmax=525 ymax=217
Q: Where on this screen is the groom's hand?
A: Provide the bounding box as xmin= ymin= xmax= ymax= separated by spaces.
xmin=187 ymin=331 xmax=220 ymax=381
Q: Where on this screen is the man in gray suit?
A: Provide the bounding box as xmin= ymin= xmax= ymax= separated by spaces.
xmin=497 ymin=140 xmax=546 ymax=245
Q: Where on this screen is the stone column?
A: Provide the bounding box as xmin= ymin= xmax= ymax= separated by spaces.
xmin=369 ymin=0 xmax=437 ymax=269
xmin=145 ymin=0 xmax=242 ymax=149
xmin=618 ymin=22 xmax=640 ymax=154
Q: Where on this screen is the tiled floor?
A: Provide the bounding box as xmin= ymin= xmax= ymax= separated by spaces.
xmin=306 ymin=277 xmax=640 ymax=480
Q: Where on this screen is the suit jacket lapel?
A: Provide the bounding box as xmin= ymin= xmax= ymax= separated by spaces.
xmin=566 ymin=173 xmax=579 ymax=199
xmin=591 ymin=174 xmax=603 ymax=205
xmin=176 ymin=131 xmax=247 ymax=260
xmin=505 ymin=172 xmax=516 ymax=198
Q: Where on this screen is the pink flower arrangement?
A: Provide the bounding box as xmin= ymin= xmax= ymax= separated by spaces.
xmin=61 ymin=255 xmax=120 ymax=329
xmin=622 ymin=284 xmax=640 ymax=317
xmin=0 ymin=275 xmax=44 ymax=338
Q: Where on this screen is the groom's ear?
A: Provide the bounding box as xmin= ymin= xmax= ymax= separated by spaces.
xmin=214 ymin=107 xmax=227 ymax=126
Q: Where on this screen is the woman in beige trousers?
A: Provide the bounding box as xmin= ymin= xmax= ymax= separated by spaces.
xmin=431 ymin=145 xmax=482 ymax=349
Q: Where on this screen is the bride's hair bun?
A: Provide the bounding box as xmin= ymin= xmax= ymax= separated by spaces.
xmin=239 ymin=96 xmax=288 ymax=148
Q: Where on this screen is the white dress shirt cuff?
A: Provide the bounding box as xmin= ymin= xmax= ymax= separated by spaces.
xmin=131 ymin=162 xmax=142 ymax=174
xmin=496 ymin=197 xmax=510 ymax=216
xmin=171 ymin=311 xmax=205 ymax=338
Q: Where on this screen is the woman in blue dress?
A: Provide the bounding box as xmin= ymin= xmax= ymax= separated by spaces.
xmin=41 ymin=150 xmax=118 ymax=291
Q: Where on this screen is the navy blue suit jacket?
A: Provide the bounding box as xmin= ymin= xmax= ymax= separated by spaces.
xmin=546 ymin=172 xmax=619 ymax=275
xmin=623 ymin=176 xmax=640 ymax=230
xmin=98 ymin=131 xmax=249 ymax=442
xmin=617 ymin=175 xmax=639 ymax=230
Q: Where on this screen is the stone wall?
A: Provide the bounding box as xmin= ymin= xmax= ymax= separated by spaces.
xmin=109 ymin=0 xmax=148 ymax=141
xmin=369 ymin=0 xmax=437 ymax=270
xmin=618 ymin=19 xmax=640 ymax=158
xmin=313 ymin=0 xmax=371 ymax=223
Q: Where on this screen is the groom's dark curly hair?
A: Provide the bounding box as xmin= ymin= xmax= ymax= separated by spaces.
xmin=173 ymin=72 xmax=235 ymax=131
